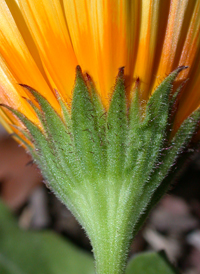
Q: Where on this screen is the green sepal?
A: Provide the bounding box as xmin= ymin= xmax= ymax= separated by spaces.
xmin=9 ymin=123 xmax=39 ymax=162
xmin=13 ymin=132 xmax=39 ymax=164
xmin=10 ymin=123 xmax=33 ymax=144
xmin=20 ymin=85 xmax=82 ymax=185
xmin=1 ymin=105 xmax=74 ymax=195
xmin=128 ymin=79 xmax=141 ymax=124
xmin=21 ymin=95 xmax=46 ymax=133
xmin=145 ymin=107 xmax=200 ymax=218
xmin=86 ymin=73 xmax=107 ymax=156
xmin=155 ymin=107 xmax=200 ymax=184
xmin=132 ymin=107 xmax=200 ymax=236
xmin=145 ymin=66 xmax=186 ymax=122
xmin=54 ymin=89 xmax=72 ymax=132
xmin=71 ymin=66 xmax=105 ymax=180
xmin=86 ymin=73 xmax=105 ymax=120
xmin=168 ymin=78 xmax=189 ymax=133
xmin=106 ymin=67 xmax=127 ymax=179
xmin=124 ymin=83 xmax=141 ymax=176
xmin=1 ymin=104 xmax=92 ymax=228
xmin=1 ymin=104 xmax=43 ymax=144
xmin=140 ymin=67 xmax=186 ymax=172
xmin=20 ymin=84 xmax=70 ymax=135
xmin=169 ymin=78 xmax=188 ymax=114
xmin=124 ymin=67 xmax=185 ymax=184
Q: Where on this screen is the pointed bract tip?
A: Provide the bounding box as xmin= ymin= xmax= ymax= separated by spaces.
xmin=85 ymin=73 xmax=92 ymax=82
xmin=0 ymin=104 xmax=17 ymax=114
xmin=75 ymin=65 xmax=84 ymax=80
xmin=9 ymin=132 xmax=16 ymax=138
xmin=19 ymin=84 xmax=33 ymax=91
xmin=76 ymin=65 xmax=82 ymax=73
xmin=177 ymin=65 xmax=188 ymax=73
xmin=53 ymin=88 xmax=60 ymax=99
xmin=22 ymin=96 xmax=33 ymax=105
xmin=22 ymin=96 xmax=28 ymax=100
xmin=0 ymin=103 xmax=8 ymax=108
xmin=132 ymin=77 xmax=140 ymax=91
xmin=118 ymin=66 xmax=125 ymax=77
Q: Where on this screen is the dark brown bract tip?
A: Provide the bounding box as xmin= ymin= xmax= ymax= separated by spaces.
xmin=85 ymin=72 xmax=92 ymax=82
xmin=118 ymin=66 xmax=125 ymax=75
xmin=76 ymin=65 xmax=82 ymax=73
xmin=177 ymin=65 xmax=188 ymax=72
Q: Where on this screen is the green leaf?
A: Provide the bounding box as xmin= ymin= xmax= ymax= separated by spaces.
xmin=126 ymin=251 xmax=179 ymax=274
xmin=0 ymin=200 xmax=95 ymax=274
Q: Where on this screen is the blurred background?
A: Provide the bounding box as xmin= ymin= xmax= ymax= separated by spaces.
xmin=0 ymin=124 xmax=200 ymax=274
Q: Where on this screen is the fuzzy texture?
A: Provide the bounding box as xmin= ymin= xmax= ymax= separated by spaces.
xmin=2 ymin=67 xmax=200 ymax=274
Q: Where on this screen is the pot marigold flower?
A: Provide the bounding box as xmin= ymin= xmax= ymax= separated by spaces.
xmin=0 ymin=1 xmax=200 ymax=274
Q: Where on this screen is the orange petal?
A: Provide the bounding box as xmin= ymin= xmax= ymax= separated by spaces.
xmin=153 ymin=0 xmax=191 ymax=90
xmin=169 ymin=1 xmax=200 ymax=130
xmin=0 ymin=55 xmax=39 ymax=125
xmin=64 ymin=0 xmax=140 ymax=107
xmin=0 ymin=108 xmax=13 ymax=134
xmin=132 ymin=0 xmax=161 ymax=101
xmin=0 ymin=0 xmax=59 ymax=112
xmin=175 ymin=59 xmax=200 ymax=128
xmin=177 ymin=0 xmax=200 ymax=80
xmin=18 ymin=0 xmax=78 ymax=103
